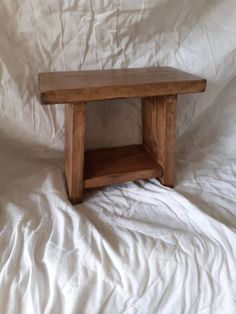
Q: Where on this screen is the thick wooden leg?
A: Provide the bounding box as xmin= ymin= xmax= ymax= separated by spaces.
xmin=142 ymin=95 xmax=177 ymax=187
xmin=65 ymin=103 xmax=86 ymax=204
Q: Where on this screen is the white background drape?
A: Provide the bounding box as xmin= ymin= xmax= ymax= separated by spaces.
xmin=1 ymin=1 xmax=236 ymax=313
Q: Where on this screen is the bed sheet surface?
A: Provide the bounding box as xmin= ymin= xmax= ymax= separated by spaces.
xmin=1 ymin=0 xmax=236 ymax=313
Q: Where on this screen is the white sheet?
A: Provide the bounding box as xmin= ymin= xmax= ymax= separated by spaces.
xmin=1 ymin=0 xmax=236 ymax=313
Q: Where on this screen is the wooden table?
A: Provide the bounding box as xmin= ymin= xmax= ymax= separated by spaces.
xmin=38 ymin=67 xmax=206 ymax=204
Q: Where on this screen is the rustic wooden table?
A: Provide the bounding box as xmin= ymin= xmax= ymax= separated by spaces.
xmin=38 ymin=67 xmax=206 ymax=204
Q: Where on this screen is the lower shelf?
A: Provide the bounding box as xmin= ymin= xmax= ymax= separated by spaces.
xmin=84 ymin=144 xmax=163 ymax=189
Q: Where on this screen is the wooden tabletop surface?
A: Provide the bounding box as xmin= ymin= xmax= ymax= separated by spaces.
xmin=39 ymin=67 xmax=206 ymax=104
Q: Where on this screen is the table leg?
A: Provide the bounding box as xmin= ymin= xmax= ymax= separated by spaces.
xmin=65 ymin=103 xmax=86 ymax=204
xmin=142 ymin=95 xmax=177 ymax=187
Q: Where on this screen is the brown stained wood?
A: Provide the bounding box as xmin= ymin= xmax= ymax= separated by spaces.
xmin=38 ymin=66 xmax=207 ymax=203
xmin=39 ymin=67 xmax=206 ymax=104
xmin=65 ymin=103 xmax=86 ymax=204
xmin=142 ymin=95 xmax=177 ymax=187
xmin=84 ymin=145 xmax=163 ymax=189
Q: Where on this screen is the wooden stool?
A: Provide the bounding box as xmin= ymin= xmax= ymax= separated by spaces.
xmin=38 ymin=67 xmax=206 ymax=204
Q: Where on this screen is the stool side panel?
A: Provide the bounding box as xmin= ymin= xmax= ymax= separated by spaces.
xmin=142 ymin=95 xmax=177 ymax=187
xmin=65 ymin=103 xmax=86 ymax=204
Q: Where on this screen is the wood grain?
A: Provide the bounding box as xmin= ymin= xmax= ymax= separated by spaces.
xmin=142 ymin=95 xmax=177 ymax=187
xmin=38 ymin=66 xmax=207 ymax=203
xmin=65 ymin=103 xmax=86 ymax=204
xmin=84 ymin=145 xmax=163 ymax=189
xmin=39 ymin=67 xmax=206 ymax=104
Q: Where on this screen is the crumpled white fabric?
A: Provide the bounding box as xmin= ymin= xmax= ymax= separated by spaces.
xmin=1 ymin=0 xmax=236 ymax=313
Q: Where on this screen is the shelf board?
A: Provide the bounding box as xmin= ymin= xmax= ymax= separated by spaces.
xmin=84 ymin=144 xmax=163 ymax=189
